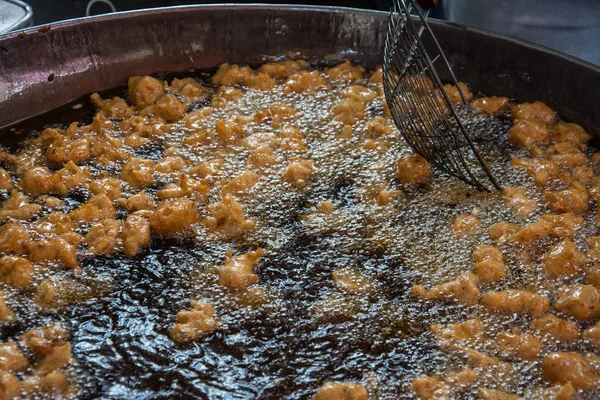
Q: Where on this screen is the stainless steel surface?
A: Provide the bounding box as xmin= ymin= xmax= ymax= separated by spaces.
xmin=0 ymin=0 xmax=32 ymax=34
xmin=384 ymin=0 xmax=500 ymax=191
xmin=442 ymin=0 xmax=600 ymax=66
xmin=0 ymin=4 xmax=599 ymax=137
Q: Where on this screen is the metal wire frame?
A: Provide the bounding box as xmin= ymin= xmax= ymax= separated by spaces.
xmin=383 ymin=0 xmax=501 ymax=191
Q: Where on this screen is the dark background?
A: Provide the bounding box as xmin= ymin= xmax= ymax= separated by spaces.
xmin=27 ymin=0 xmax=449 ymax=24
xmin=28 ymin=0 xmax=385 ymax=24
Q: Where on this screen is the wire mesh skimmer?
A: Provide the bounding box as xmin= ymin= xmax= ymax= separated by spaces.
xmin=383 ymin=0 xmax=502 ymax=191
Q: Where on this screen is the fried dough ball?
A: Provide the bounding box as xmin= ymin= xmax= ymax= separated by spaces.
xmin=22 ymin=371 xmax=70 ymax=397
xmin=279 ymin=125 xmax=307 ymax=152
xmin=551 ymin=122 xmax=591 ymax=149
xmin=470 ymin=96 xmax=509 ymax=114
xmin=247 ymin=145 xmax=277 ymax=168
xmin=20 ymin=323 xmax=69 ymax=357
xmin=396 ymin=153 xmax=432 ymax=184
xmin=0 ymin=341 xmax=29 ymax=372
xmin=170 ymin=300 xmax=219 ymax=344
xmin=205 ymin=195 xmax=255 ymax=236
xmin=220 ymin=170 xmax=259 ymax=197
xmin=540 ymin=213 xmax=584 ymax=239
xmin=85 ymin=219 xmax=122 ymax=256
xmin=157 ymin=174 xmax=209 ymax=201
xmin=508 ymin=119 xmax=549 ymax=149
xmin=542 ymin=239 xmax=588 ymax=278
xmin=44 ymin=134 xmax=92 ymax=165
xmin=541 ymin=352 xmax=599 ymax=390
xmin=68 ymin=194 xmax=116 ymax=223
xmin=571 ymin=165 xmax=594 ymax=184
xmin=411 ymin=367 xmax=477 ymax=400
xmin=128 ymin=76 xmax=164 ymax=108
xmin=0 ymin=255 xmax=33 ymax=289
xmin=531 ymin=314 xmax=580 ymax=343
xmin=122 ymin=214 xmax=151 ymax=257
xmin=510 ymin=100 xmax=556 ymax=124
xmin=267 ymin=102 xmax=298 ymax=129
xmin=53 ymin=161 xmax=91 ymax=195
xmin=503 ymin=186 xmax=538 ymax=217
xmin=124 ymin=132 xmax=151 ymax=150
xmin=587 ymin=263 xmax=600 ymax=288
xmin=496 ymin=328 xmax=543 ymax=361
xmin=0 ymin=190 xmax=41 ymax=222
xmin=537 ymin=142 xmax=588 ymax=167
xmin=120 ymin=158 xmax=155 ymax=189
xmin=462 ymin=348 xmax=500 ymax=369
xmin=0 ymin=169 xmax=12 ymax=191
xmin=0 ymin=222 xmax=30 ymax=254
xmin=368 ymin=66 xmax=382 ymax=84
xmin=430 ymin=319 xmax=484 ymax=348
xmin=28 ymin=234 xmax=81 ymax=270
xmin=376 ymin=189 xmax=401 ymax=206
xmin=583 ymin=321 xmax=600 ymax=346
xmin=325 ymin=61 xmax=365 ymax=82
xmin=20 ymin=166 xmax=54 ymax=196
xmin=528 ymin=384 xmax=576 ymax=400
xmin=479 ymin=290 xmax=549 ymax=317
xmin=510 ymin=220 xmax=553 ymax=245
xmin=365 ymin=116 xmax=393 ymax=137
xmin=472 ymin=244 xmax=505 ymax=284
xmin=89 ymin=178 xmax=122 ymax=200
xmin=443 ymin=82 xmax=473 ymax=104
xmin=120 ymin=115 xmax=170 ymax=138
xmin=169 ymin=77 xmax=212 ymax=104
xmin=215 ymin=120 xmax=243 ymax=143
xmin=284 ymin=70 xmax=330 ymax=94
xmin=312 ymin=381 xmax=368 ymax=400
xmin=284 ymin=158 xmax=314 ymax=186
xmin=341 ymin=85 xmax=378 ymax=103
xmin=257 ymin=60 xmax=309 ymax=79
xmin=511 ymin=157 xmax=560 ymax=187
xmin=453 ymin=214 xmax=481 ymax=238
xmin=118 ymin=191 xmax=155 ymax=212
xmin=123 ymin=133 xmax=154 ymax=150
xmin=0 ymin=371 xmax=20 ymax=399
xmin=477 ymin=388 xmax=520 ymax=400
xmin=35 ymin=342 xmax=72 ymax=375
xmin=155 ymin=156 xmax=187 ymax=175
xmin=488 ymin=221 xmax=521 ymax=244
xmin=33 ymin=213 xmax=74 ymax=236
xmin=210 ymin=86 xmax=243 ymax=108
xmin=330 ymin=98 xmax=366 ymax=125
xmin=218 ymin=248 xmax=264 ymax=289
xmin=150 ymin=198 xmax=199 ymax=237
xmin=411 ymin=374 xmax=455 ymax=399
xmin=553 ymin=284 xmax=600 ymax=321
xmin=36 ymin=195 xmax=63 ymax=209
xmin=0 ymin=292 xmax=14 ymax=322
xmin=411 ymin=272 xmax=480 ymax=305
xmin=212 ymin=63 xmax=276 ymax=90
xmin=91 ymin=134 xmax=130 ymax=165
xmin=189 ymin=159 xmax=224 ymax=180
xmin=91 ymin=93 xmax=133 ymax=119
xmin=544 ymin=183 xmax=589 ymax=213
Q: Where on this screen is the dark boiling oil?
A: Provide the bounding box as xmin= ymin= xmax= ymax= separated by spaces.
xmin=1 ymin=64 xmax=599 ymax=400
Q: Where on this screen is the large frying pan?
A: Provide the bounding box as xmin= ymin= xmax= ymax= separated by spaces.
xmin=1 ymin=5 xmax=600 ymax=399
xmin=0 ymin=4 xmax=599 ymax=136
